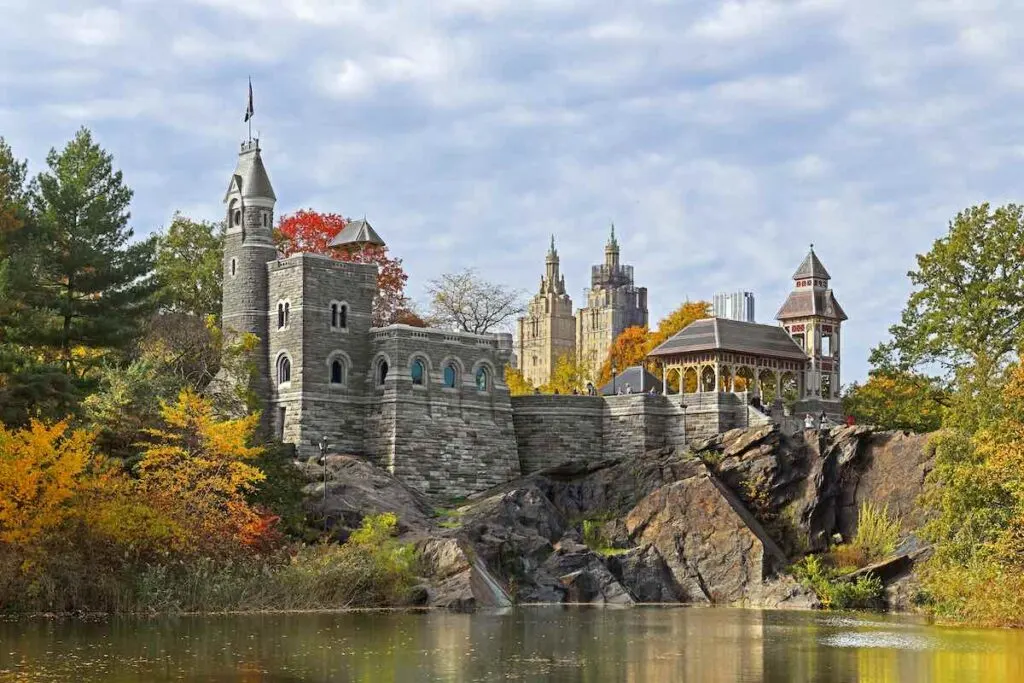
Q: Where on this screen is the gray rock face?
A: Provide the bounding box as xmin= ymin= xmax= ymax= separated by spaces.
xmin=606 ymin=545 xmax=680 ymax=603
xmin=625 ymin=463 xmax=787 ymax=604
xmin=303 ymin=424 xmax=935 ymax=613
xmin=298 ymin=454 xmax=436 ymax=539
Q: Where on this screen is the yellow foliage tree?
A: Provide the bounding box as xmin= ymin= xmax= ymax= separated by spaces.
xmin=596 ymin=301 xmax=711 ymax=388
xmin=649 ymin=301 xmax=711 ymax=349
xmin=504 ymin=366 xmax=533 ymax=396
xmin=541 ymin=352 xmax=588 ymax=394
xmin=0 ymin=420 xmax=96 ymax=548
xmin=922 ymin=362 xmax=1024 ymax=626
xmin=138 ymin=389 xmax=268 ymax=556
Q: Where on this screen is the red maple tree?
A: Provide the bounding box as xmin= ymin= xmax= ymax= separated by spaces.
xmin=275 ymin=209 xmax=412 ymax=327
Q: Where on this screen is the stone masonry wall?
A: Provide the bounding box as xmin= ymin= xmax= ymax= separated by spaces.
xmin=267 ymin=254 xmax=378 ymax=458
xmin=368 ymin=326 xmax=521 ymax=499
xmin=513 ymin=393 xmax=754 ymax=475
xmin=511 ymin=396 xmax=605 ymax=473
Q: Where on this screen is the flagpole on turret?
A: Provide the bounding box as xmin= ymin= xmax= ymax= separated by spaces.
xmin=245 ymin=77 xmax=254 ymax=143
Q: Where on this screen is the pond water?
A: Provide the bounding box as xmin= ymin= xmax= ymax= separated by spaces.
xmin=1 ymin=607 xmax=1023 ymax=682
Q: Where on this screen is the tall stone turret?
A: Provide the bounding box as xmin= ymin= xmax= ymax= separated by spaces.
xmin=516 ymin=236 xmax=576 ymax=388
xmin=221 ymin=139 xmax=278 ymax=413
xmin=776 ymin=245 xmax=847 ymax=414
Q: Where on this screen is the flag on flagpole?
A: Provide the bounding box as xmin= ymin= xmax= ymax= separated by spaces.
xmin=244 ymin=78 xmax=254 ymax=122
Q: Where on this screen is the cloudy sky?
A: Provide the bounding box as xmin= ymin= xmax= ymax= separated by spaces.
xmin=2 ymin=0 xmax=1021 ymax=383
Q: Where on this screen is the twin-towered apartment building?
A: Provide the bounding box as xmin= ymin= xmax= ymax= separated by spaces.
xmin=516 ymin=227 xmax=648 ymax=387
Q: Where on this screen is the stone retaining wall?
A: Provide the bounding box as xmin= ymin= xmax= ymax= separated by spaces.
xmin=512 ymin=393 xmax=755 ymax=474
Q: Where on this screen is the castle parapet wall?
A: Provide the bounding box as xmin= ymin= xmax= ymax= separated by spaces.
xmin=512 ymin=392 xmax=755 ymax=474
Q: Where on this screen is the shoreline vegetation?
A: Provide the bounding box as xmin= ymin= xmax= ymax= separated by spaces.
xmin=2 ymin=132 xmax=1024 ymax=627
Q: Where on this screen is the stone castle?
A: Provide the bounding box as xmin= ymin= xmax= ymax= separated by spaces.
xmin=220 ymin=138 xmax=847 ymax=500
xmin=517 ymin=228 xmax=648 ymax=386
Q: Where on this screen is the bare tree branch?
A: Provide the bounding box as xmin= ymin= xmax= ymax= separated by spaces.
xmin=425 ymin=268 xmax=525 ymax=335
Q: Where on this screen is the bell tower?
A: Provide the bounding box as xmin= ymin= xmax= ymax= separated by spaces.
xmin=776 ymin=245 xmax=847 ymax=415
xmin=221 ymin=139 xmax=278 ymax=410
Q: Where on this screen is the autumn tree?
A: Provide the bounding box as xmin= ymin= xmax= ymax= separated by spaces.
xmin=0 ymin=420 xmax=98 ymax=548
xmin=649 ymin=301 xmax=711 ymax=349
xmin=596 ymin=301 xmax=711 ymax=387
xmin=28 ymin=128 xmax=157 ymax=378
xmin=425 ymin=268 xmax=524 ymax=334
xmin=921 ymin=361 xmax=1024 ymax=626
xmin=154 ymin=213 xmax=223 ymax=318
xmin=137 ymin=390 xmax=270 ymax=556
xmin=597 ymin=326 xmax=651 ymax=386
xmin=275 ymin=210 xmax=409 ymax=327
xmin=505 ymin=366 xmax=533 ymax=396
xmin=842 ymin=371 xmax=947 ymax=433
xmin=541 ymin=352 xmax=588 ymax=394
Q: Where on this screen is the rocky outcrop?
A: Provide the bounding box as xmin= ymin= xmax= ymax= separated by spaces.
xmin=303 ymin=425 xmax=935 ymax=612
xmin=298 ymin=454 xmax=436 ymax=539
xmin=625 ymin=462 xmax=787 ymax=604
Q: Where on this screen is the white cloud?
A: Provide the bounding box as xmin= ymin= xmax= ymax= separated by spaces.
xmin=4 ymin=0 xmax=1024 ymax=383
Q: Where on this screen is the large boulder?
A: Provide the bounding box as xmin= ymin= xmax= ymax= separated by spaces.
xmin=606 ymin=544 xmax=681 ymax=603
xmin=298 ymin=454 xmax=436 ymax=539
xmin=459 ymin=486 xmax=569 ymax=602
xmin=543 ymin=538 xmax=633 ymax=604
xmin=625 ymin=462 xmax=787 ymax=604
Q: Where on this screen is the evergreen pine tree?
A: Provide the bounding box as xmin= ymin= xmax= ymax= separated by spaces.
xmin=29 ymin=127 xmax=157 ymax=378
xmin=0 ymin=137 xmax=77 ymax=424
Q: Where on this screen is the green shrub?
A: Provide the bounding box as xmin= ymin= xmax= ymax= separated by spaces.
xmin=853 ymin=501 xmax=902 ymax=561
xmin=792 ymin=554 xmax=884 ymax=610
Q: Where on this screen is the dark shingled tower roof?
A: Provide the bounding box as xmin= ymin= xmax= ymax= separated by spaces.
xmin=791 ymin=247 xmax=831 ymax=280
xmin=224 ymin=142 xmax=276 ymax=202
xmin=776 ymin=247 xmax=847 ymax=321
xmin=648 ymin=318 xmax=808 ymax=361
xmin=328 ymin=218 xmax=387 ymax=249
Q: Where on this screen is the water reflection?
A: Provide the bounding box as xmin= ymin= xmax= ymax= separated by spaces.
xmin=1 ymin=607 xmax=1023 ymax=682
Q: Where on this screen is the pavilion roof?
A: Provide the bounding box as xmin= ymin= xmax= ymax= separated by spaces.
xmin=647 ymin=318 xmax=808 ymax=362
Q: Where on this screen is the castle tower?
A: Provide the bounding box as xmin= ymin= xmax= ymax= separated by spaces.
xmin=516 ymin=236 xmax=576 ymax=388
xmin=576 ymin=224 xmax=648 ymax=382
xmin=221 ymin=139 xmax=278 ymax=413
xmin=776 ymin=245 xmax=847 ymax=412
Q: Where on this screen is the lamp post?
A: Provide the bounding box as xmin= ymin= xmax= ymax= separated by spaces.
xmin=318 ymin=436 xmax=330 ymax=532
xmin=612 ymin=363 xmax=618 ymax=395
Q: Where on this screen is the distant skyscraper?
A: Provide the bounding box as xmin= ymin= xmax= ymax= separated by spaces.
xmin=713 ymin=291 xmax=756 ymax=323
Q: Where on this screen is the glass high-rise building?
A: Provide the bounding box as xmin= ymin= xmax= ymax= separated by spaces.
xmin=713 ymin=291 xmax=756 ymax=323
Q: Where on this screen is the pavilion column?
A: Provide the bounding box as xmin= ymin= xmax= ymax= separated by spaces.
xmin=714 ymin=363 xmax=720 ymax=393
xmin=775 ymin=373 xmax=782 ymax=401
xmin=662 ymin=364 xmax=668 ymax=396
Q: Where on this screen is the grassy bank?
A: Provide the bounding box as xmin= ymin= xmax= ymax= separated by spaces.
xmin=0 ymin=514 xmax=419 ymax=615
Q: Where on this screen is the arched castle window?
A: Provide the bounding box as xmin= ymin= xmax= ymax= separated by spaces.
xmin=233 ymin=209 xmax=241 ymax=226
xmin=411 ymin=359 xmax=425 ymax=386
xmin=330 ymin=302 xmax=348 ymax=330
xmin=276 ymin=354 xmax=291 ymax=385
xmin=277 ymin=302 xmax=290 ymax=329
xmin=377 ymin=359 xmax=389 ymax=386
xmin=262 ymin=212 xmax=269 ymax=228
xmin=443 ymin=362 xmax=458 ymax=388
xmin=230 ymin=258 xmax=236 ymax=277
xmin=331 ymin=360 xmax=344 ymax=385
xmin=475 ymin=366 xmax=490 ymax=392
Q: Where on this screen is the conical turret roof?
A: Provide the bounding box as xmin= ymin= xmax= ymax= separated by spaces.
xmin=792 ymin=246 xmax=830 ymax=280
xmin=224 ymin=141 xmax=276 ymax=202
